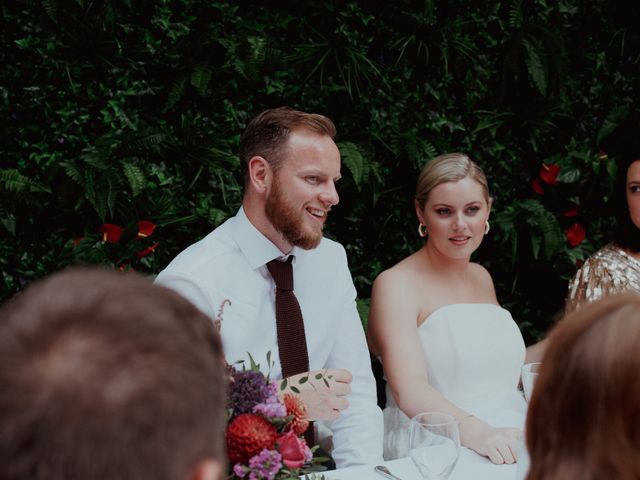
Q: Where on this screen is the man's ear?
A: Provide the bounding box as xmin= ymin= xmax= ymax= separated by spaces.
xmin=247 ymin=156 xmax=272 ymax=194
xmin=189 ymin=459 xmax=222 ymax=480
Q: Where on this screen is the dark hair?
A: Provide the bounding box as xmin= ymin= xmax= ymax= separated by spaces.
xmin=604 ymin=110 xmax=640 ymax=251
xmin=611 ymin=157 xmax=640 ymax=251
xmin=238 ymin=106 xmax=337 ymax=185
xmin=526 ymin=293 xmax=640 ymax=480
xmin=0 ymin=267 xmax=226 ymax=480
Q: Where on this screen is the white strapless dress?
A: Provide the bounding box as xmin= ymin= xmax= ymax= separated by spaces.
xmin=382 ymin=303 xmax=527 ymax=460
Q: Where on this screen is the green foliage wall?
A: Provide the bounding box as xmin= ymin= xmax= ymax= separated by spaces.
xmin=2 ymin=0 xmax=638 ymax=340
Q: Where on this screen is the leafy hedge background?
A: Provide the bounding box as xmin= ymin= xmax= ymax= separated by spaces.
xmin=2 ymin=1 xmax=638 ymax=342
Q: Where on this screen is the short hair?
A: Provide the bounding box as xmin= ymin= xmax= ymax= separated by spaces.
xmin=238 ymin=106 xmax=337 ymax=185
xmin=0 ymin=267 xmax=226 ymax=480
xmin=414 ymin=152 xmax=490 ymax=209
xmin=526 ymin=293 xmax=640 ymax=480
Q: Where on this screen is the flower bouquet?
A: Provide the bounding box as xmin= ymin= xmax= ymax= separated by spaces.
xmin=226 ymin=355 xmax=328 ymax=480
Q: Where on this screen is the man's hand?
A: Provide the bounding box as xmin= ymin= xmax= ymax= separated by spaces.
xmin=279 ymin=368 xmax=352 ymax=421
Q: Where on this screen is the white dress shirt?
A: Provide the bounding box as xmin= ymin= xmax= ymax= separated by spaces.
xmin=155 ymin=207 xmax=384 ymax=467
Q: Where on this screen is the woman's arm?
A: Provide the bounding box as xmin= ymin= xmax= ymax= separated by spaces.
xmin=368 ymin=269 xmax=521 ymax=464
xmin=525 ymin=338 xmax=548 ymax=363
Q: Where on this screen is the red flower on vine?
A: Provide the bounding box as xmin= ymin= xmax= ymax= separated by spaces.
xmin=565 ymin=223 xmax=586 ymax=247
xmin=563 ymin=204 xmax=579 ymax=217
xmin=532 ymin=178 xmax=544 ymax=195
xmin=99 ymin=224 xmax=124 ymax=243
xmin=136 ymin=242 xmax=160 ymax=258
xmin=137 ymin=220 xmax=156 ymax=238
xmin=539 ymin=163 xmax=560 ymax=185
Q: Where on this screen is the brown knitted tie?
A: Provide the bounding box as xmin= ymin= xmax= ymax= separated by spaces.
xmin=267 ymin=257 xmax=315 ymax=446
xmin=267 ymin=257 xmax=310 ymax=378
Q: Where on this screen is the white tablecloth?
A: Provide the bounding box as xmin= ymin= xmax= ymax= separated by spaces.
xmin=320 ymin=447 xmax=520 ymax=480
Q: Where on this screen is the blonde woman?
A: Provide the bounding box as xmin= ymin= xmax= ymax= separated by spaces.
xmin=368 ymin=153 xmax=544 ymax=464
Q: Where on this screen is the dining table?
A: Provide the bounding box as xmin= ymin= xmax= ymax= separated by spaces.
xmin=316 ymin=446 xmax=523 ymax=480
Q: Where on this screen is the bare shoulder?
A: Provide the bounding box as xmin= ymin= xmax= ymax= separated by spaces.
xmin=469 ymin=262 xmax=492 ymax=280
xmin=469 ymin=262 xmax=497 ymax=294
xmin=369 ymin=254 xmax=426 ymax=355
xmin=373 ymin=253 xmax=423 ymax=292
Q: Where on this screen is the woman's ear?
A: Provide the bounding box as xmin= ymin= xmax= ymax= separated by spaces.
xmin=414 ymin=199 xmax=425 ymax=225
xmin=247 ymin=156 xmax=272 ymax=194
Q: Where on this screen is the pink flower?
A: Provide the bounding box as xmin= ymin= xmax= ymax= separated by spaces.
xmin=276 ymin=430 xmax=311 ymax=469
xmin=283 ymin=393 xmax=309 ymax=435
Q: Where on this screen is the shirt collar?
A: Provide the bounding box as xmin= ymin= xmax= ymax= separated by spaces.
xmin=231 ymin=207 xmax=301 ymax=269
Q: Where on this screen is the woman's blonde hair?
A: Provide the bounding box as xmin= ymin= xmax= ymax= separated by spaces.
xmin=415 ymin=153 xmax=490 ymax=209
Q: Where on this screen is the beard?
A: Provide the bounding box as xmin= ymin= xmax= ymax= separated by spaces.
xmin=265 ymin=177 xmax=324 ymax=250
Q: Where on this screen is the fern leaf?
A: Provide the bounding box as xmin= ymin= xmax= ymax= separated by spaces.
xmin=420 ymin=139 xmax=438 ymax=161
xmin=338 ymin=141 xmax=367 ymax=191
xmin=597 ymin=105 xmax=629 ymax=144
xmin=190 ymin=64 xmax=212 ymax=97
xmin=121 ymin=162 xmax=145 ymax=197
xmin=84 ymin=173 xmax=108 ymax=221
xmin=130 ymin=131 xmax=166 ymax=151
xmin=105 ymin=176 xmax=116 ymax=219
xmin=508 ymin=1 xmax=523 ymax=28
xmin=245 ymin=36 xmax=267 ymax=81
xmin=0 ymin=169 xmax=51 ymax=193
xmin=42 ymin=0 xmax=57 ymax=22
xmin=208 ymin=208 xmax=229 ymax=227
xmin=402 ymin=129 xmax=420 ymax=168
xmin=0 ymin=213 xmax=16 ymax=236
xmin=523 ymin=39 xmax=547 ymax=96
xmin=165 ymin=77 xmax=186 ymax=111
xmin=538 ymin=211 xmax=564 ymax=258
xmin=521 ymin=200 xmax=563 ymax=259
xmin=60 ymin=161 xmax=84 ymax=185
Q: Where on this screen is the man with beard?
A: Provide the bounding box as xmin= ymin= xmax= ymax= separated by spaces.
xmin=156 ymin=107 xmax=383 ymax=468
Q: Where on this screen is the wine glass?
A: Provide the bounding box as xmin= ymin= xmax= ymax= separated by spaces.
xmin=521 ymin=362 xmax=542 ymax=402
xmin=409 ymin=412 xmax=461 ymax=480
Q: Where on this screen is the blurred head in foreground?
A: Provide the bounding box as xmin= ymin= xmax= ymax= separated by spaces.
xmin=0 ymin=267 xmax=226 ymax=480
xmin=526 ymin=293 xmax=640 ymax=480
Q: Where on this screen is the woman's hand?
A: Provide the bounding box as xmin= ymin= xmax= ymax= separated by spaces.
xmin=459 ymin=416 xmax=521 ymax=464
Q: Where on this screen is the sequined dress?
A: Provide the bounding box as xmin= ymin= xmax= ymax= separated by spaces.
xmin=566 ymin=243 xmax=640 ymax=314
